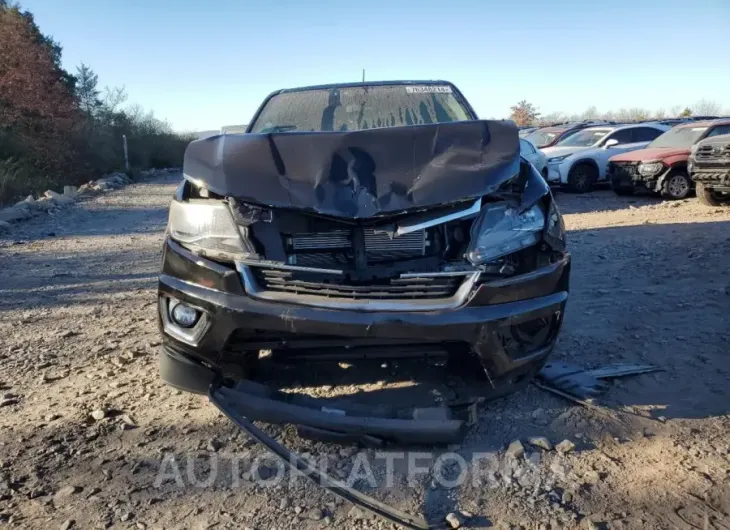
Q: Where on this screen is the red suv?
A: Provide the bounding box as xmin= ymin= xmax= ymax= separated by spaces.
xmin=608 ymin=119 xmax=730 ymax=199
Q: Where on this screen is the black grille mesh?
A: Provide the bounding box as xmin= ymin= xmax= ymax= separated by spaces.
xmin=252 ymin=268 xmax=462 ymax=300
xmin=284 ymin=228 xmax=426 ymax=266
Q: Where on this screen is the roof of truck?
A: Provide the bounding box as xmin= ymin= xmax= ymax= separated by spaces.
xmin=277 ymin=80 xmax=455 ymax=93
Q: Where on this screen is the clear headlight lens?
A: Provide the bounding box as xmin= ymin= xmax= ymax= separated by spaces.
xmin=546 ymin=200 xmax=565 ymax=242
xmin=168 ymin=200 xmax=247 ymax=261
xmin=467 ymin=203 xmax=546 ymax=265
xmin=548 ymin=154 xmax=571 ymax=163
xmin=638 ymin=162 xmax=664 ymax=176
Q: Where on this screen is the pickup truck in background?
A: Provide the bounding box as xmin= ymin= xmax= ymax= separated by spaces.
xmin=689 ymin=133 xmax=730 ymax=206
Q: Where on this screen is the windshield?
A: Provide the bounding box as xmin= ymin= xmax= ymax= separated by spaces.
xmin=648 ymin=126 xmax=708 ymax=148
xmin=524 ymin=129 xmax=563 ymax=147
xmin=249 ymin=85 xmax=472 ymax=133
xmin=557 ymin=128 xmax=612 ymax=147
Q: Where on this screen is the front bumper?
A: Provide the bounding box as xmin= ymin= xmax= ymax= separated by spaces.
xmin=158 ymin=239 xmax=570 ymax=394
xmin=691 ymin=167 xmax=730 ymax=187
xmin=610 ymin=164 xmax=667 ymax=192
xmin=545 ymin=163 xmax=565 ymax=183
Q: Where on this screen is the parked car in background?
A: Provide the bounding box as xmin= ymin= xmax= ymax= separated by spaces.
xmin=520 ymin=138 xmax=547 ymax=176
xmin=657 ymin=118 xmax=689 ymax=127
xmin=608 ymin=119 xmax=730 ymax=200
xmin=523 ymin=121 xmax=612 ymax=149
xmin=518 ymin=127 xmax=537 ymax=138
xmin=541 ymin=123 xmax=668 ymax=192
xmin=689 ymin=133 xmax=730 ymax=206
xmin=523 ymin=126 xmax=563 ymax=148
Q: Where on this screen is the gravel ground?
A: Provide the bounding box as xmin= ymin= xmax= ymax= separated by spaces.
xmin=1 ymin=173 xmax=729 ymax=530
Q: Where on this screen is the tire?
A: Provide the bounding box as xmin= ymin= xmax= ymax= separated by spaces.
xmin=696 ymin=181 xmax=730 ymax=207
xmin=567 ymin=163 xmax=597 ymax=193
xmin=610 ymin=180 xmax=634 ymax=196
xmin=660 ymin=170 xmax=692 ymax=200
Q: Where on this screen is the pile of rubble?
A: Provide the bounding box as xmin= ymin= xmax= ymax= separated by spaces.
xmin=0 ymin=168 xmax=178 ymax=233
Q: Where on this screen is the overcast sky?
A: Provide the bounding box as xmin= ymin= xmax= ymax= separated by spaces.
xmin=21 ymin=0 xmax=730 ymax=132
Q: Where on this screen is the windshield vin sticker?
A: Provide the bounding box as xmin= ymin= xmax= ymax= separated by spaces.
xmin=405 ymin=85 xmax=452 ymax=94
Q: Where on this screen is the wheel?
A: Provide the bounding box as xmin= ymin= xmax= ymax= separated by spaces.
xmin=610 ymin=179 xmax=634 ymax=196
xmin=696 ymin=181 xmax=730 ymax=207
xmin=567 ymin=163 xmax=597 ymax=193
xmin=660 ymin=170 xmax=691 ymax=200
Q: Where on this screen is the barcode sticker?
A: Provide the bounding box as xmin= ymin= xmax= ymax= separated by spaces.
xmin=405 ymin=85 xmax=452 ymax=94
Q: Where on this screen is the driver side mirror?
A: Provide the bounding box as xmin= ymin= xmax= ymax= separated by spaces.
xmin=604 ymin=139 xmax=619 ymax=149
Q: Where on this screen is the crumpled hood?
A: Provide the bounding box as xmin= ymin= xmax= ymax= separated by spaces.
xmin=610 ymin=147 xmax=689 ymax=163
xmin=183 ymin=120 xmax=520 ymax=218
xmin=540 ymin=145 xmax=589 ymax=159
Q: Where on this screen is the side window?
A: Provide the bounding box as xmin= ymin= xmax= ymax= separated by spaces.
xmin=606 ymin=129 xmax=633 ymax=145
xmin=633 ymin=127 xmax=663 ymax=142
xmin=519 ymin=139 xmax=535 ymax=155
xmin=706 ymin=125 xmax=730 ymax=138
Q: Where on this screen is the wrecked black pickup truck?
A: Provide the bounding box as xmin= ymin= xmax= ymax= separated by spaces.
xmin=158 ymin=79 xmax=569 ymax=433
xmin=158 ymin=80 xmax=570 ymax=528
xmin=689 ymin=133 xmax=730 ymax=207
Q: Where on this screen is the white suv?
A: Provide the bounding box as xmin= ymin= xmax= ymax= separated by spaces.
xmin=541 ymin=123 xmax=669 ymax=192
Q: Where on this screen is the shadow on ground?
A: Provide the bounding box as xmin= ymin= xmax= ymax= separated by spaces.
xmin=0 ymin=246 xmax=161 ymax=312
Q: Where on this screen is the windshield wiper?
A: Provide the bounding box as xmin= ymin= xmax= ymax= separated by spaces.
xmin=260 ymin=124 xmax=298 ymax=133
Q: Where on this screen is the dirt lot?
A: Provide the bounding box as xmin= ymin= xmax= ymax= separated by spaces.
xmin=1 ymin=173 xmax=729 ymax=530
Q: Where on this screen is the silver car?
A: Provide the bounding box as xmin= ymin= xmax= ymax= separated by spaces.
xmin=541 ymin=123 xmax=669 ymax=192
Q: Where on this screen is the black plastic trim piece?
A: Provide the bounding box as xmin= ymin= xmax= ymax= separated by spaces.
xmin=160 ymin=346 xmax=215 ymax=394
xmin=213 ymin=380 xmax=464 ymax=446
xmin=209 ymin=381 xmax=448 ymax=530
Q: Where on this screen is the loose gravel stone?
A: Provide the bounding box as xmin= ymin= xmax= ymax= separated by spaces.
xmin=555 ymin=440 xmax=576 ymax=455
xmin=54 ymin=485 xmax=82 ymax=499
xmin=446 ymin=512 xmax=465 ymax=529
xmin=528 ymin=436 xmax=553 ymax=451
xmin=506 ymin=440 xmax=526 ymax=459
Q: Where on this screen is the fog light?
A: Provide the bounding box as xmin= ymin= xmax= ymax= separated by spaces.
xmin=170 ymin=301 xmax=199 ymax=328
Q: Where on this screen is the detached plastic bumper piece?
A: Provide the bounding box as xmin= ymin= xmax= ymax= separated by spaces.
xmin=537 ymin=361 xmax=660 ymax=399
xmin=209 ymin=379 xmax=452 ymax=530
xmin=211 ymin=380 xmax=465 ymax=445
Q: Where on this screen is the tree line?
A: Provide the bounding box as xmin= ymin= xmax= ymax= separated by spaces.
xmin=509 ymin=99 xmax=728 ymax=127
xmin=0 ymin=1 xmax=193 ymax=203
